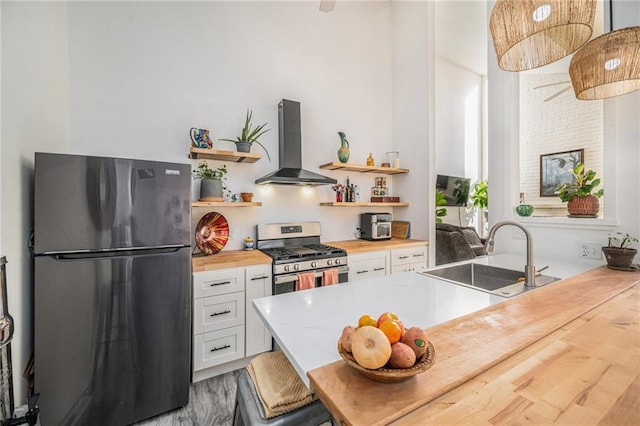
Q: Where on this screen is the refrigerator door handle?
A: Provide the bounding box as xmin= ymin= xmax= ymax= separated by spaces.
xmin=54 ymin=246 xmax=187 ymax=261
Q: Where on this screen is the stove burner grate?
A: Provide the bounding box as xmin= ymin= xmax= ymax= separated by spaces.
xmin=260 ymin=244 xmax=346 ymax=261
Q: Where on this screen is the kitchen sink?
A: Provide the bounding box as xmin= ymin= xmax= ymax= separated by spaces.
xmin=420 ymin=263 xmax=560 ymax=297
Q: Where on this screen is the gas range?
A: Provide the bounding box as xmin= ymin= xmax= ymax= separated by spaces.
xmin=256 ymin=222 xmax=349 ymax=294
xmin=259 ymin=244 xmax=347 ymax=275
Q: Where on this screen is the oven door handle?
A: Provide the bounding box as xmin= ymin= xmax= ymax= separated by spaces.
xmin=274 ymin=265 xmax=349 ymax=285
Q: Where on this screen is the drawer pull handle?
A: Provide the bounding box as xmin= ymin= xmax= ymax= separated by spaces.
xmin=413 ymin=253 xmax=424 ymax=257
xmin=210 ymin=310 xmax=231 ymax=317
xmin=399 ymin=255 xmax=410 ymax=259
xmin=356 ymin=270 xmax=369 ymax=274
xmin=209 ymin=280 xmax=231 ymax=287
xmin=210 ymin=344 xmax=231 ymax=352
xmin=251 ymin=275 xmax=269 ymax=281
xmin=374 ymin=267 xmax=385 ymax=271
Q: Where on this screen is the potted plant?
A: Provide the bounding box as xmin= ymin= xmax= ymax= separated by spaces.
xmin=435 ymin=189 xmax=447 ymax=223
xmin=602 ymin=232 xmax=638 ymax=269
xmin=220 ymin=109 xmax=271 ymax=161
xmin=192 ymin=161 xmax=230 ymax=201
xmin=555 ymin=163 xmax=604 ymax=216
xmin=470 ymin=180 xmax=488 ymax=210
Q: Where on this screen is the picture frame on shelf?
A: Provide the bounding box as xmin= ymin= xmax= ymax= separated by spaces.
xmin=539 ymin=149 xmax=584 ymax=197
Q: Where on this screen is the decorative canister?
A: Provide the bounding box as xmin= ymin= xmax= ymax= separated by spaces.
xmin=244 ymin=237 xmax=255 ymax=250
xmin=515 ymin=204 xmax=534 ymax=217
xmin=386 ymin=151 xmax=400 ymax=168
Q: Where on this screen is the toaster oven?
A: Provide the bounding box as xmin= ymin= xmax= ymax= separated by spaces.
xmin=360 ymin=213 xmax=392 ymax=240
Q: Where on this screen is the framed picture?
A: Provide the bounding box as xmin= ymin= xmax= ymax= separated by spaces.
xmin=539 ymin=149 xmax=584 ymax=197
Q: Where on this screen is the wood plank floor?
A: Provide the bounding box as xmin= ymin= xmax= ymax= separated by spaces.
xmin=135 ymin=371 xmax=239 ymax=426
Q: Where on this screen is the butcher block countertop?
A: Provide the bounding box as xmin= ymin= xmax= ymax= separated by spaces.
xmin=307 ymin=266 xmax=640 ymax=426
xmin=192 ymin=239 xmax=427 ymax=272
xmin=326 ymin=238 xmax=428 ymax=254
xmin=192 ymin=249 xmax=271 ymax=272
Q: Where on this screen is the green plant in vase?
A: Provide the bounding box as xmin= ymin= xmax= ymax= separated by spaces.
xmin=192 ymin=161 xmax=231 ymax=201
xmin=602 ymin=232 xmax=638 ymax=269
xmin=220 ymin=109 xmax=271 ymax=161
xmin=555 ymin=163 xmax=603 ymax=216
xmin=470 ymin=180 xmax=488 ymax=210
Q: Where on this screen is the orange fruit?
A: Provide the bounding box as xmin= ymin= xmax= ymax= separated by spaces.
xmin=377 ymin=311 xmax=404 ymax=330
xmin=379 ymin=320 xmax=403 ymax=344
xmin=358 ymin=314 xmax=378 ymax=328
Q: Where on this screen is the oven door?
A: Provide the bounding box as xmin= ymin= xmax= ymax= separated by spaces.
xmin=273 ymin=265 xmax=349 ymax=295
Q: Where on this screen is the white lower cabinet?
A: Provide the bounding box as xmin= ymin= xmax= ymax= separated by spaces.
xmin=390 ymin=245 xmax=428 ymax=273
xmin=193 ymin=325 xmax=245 ymax=371
xmin=348 ymin=244 xmax=428 ymax=280
xmin=245 ymin=265 xmax=273 ymax=357
xmin=348 ymin=251 xmax=389 ymax=281
xmin=192 ymin=264 xmax=273 ymax=382
xmin=193 ymin=292 xmax=244 ymax=335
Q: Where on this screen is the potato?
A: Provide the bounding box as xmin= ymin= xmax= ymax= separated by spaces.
xmin=341 ymin=325 xmax=357 ymax=353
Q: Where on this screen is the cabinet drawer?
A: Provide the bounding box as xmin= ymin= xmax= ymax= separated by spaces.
xmin=193 ymin=325 xmax=245 ymax=371
xmin=391 ymin=262 xmax=426 ymax=274
xmin=349 ymin=252 xmax=388 ymax=282
xmin=193 ymin=268 xmax=245 ymax=298
xmin=391 ymin=246 xmax=427 ymax=267
xmin=194 ymin=292 xmax=245 ymax=335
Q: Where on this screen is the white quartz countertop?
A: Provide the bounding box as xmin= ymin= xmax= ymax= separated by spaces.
xmin=251 ymin=253 xmax=603 ymax=387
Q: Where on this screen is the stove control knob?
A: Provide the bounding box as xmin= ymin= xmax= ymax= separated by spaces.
xmin=335 ymin=259 xmax=341 ymax=265
xmin=327 ymin=259 xmax=334 ymax=266
xmin=311 ymin=261 xmax=318 ymax=268
xmin=284 ymin=265 xmax=290 ymax=272
xmin=293 ymin=264 xmax=300 ymax=271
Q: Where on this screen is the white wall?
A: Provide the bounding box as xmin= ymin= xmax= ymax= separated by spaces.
xmin=2 ymin=0 xmax=431 ymax=404
xmin=391 ymin=0 xmax=431 ymax=242
xmin=2 ymin=1 xmax=71 ymax=405
xmin=519 ymin=73 xmax=604 ymax=212
xmin=435 ymin=56 xmax=483 ymax=179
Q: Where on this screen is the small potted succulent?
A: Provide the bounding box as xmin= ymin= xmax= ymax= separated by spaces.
xmin=602 ymin=232 xmax=638 ymax=270
xmin=192 ymin=161 xmax=230 ymax=201
xmin=555 ymin=163 xmax=604 ymax=217
xmin=220 ymin=109 xmax=271 ymax=161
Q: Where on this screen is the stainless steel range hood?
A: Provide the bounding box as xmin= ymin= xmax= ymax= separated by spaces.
xmin=255 ymin=99 xmax=337 ymax=186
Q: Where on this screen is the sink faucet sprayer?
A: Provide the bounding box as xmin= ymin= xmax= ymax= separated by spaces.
xmin=484 ymin=221 xmax=536 ymax=287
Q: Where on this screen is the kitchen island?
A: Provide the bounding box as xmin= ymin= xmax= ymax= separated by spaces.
xmin=252 ymin=256 xmax=639 ymax=425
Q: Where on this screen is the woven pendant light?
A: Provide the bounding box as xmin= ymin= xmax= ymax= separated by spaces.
xmin=490 ymin=0 xmax=597 ymax=71
xmin=569 ymin=26 xmax=640 ymax=100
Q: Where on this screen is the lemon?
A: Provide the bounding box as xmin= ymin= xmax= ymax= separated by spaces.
xmin=358 ymin=314 xmax=378 ymax=328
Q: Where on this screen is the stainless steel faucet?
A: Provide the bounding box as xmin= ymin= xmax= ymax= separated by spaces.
xmin=484 ymin=221 xmax=536 ymax=287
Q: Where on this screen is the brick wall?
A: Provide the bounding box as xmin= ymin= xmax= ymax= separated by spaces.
xmin=519 ymin=73 xmax=604 ymax=216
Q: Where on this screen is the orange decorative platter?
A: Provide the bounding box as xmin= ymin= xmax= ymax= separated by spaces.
xmin=195 ymin=212 xmax=229 ymax=255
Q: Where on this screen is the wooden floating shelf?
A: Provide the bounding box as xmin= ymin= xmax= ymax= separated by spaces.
xmin=320 ymin=202 xmax=409 ymax=207
xmin=189 ymin=147 xmax=261 ymax=163
xmin=319 ymin=162 xmax=409 ymax=175
xmin=192 ymin=201 xmax=262 ymax=207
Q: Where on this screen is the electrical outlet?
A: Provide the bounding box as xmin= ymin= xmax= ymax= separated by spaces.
xmin=579 ymin=242 xmax=601 ymax=259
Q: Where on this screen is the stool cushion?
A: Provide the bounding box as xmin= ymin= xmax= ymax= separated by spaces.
xmin=247 ymin=351 xmax=316 ymax=418
xmin=236 ymin=368 xmax=332 ymax=425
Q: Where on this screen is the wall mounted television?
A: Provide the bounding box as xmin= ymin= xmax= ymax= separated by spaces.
xmin=436 ymin=174 xmax=471 ymax=207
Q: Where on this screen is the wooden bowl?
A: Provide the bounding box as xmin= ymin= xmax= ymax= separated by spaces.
xmin=337 ymin=338 xmax=436 ymax=383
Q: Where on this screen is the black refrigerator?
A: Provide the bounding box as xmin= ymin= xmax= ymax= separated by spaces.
xmin=33 ymin=153 xmax=192 ymax=426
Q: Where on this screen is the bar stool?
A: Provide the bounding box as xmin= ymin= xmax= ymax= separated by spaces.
xmin=232 ymin=368 xmax=333 ymax=426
